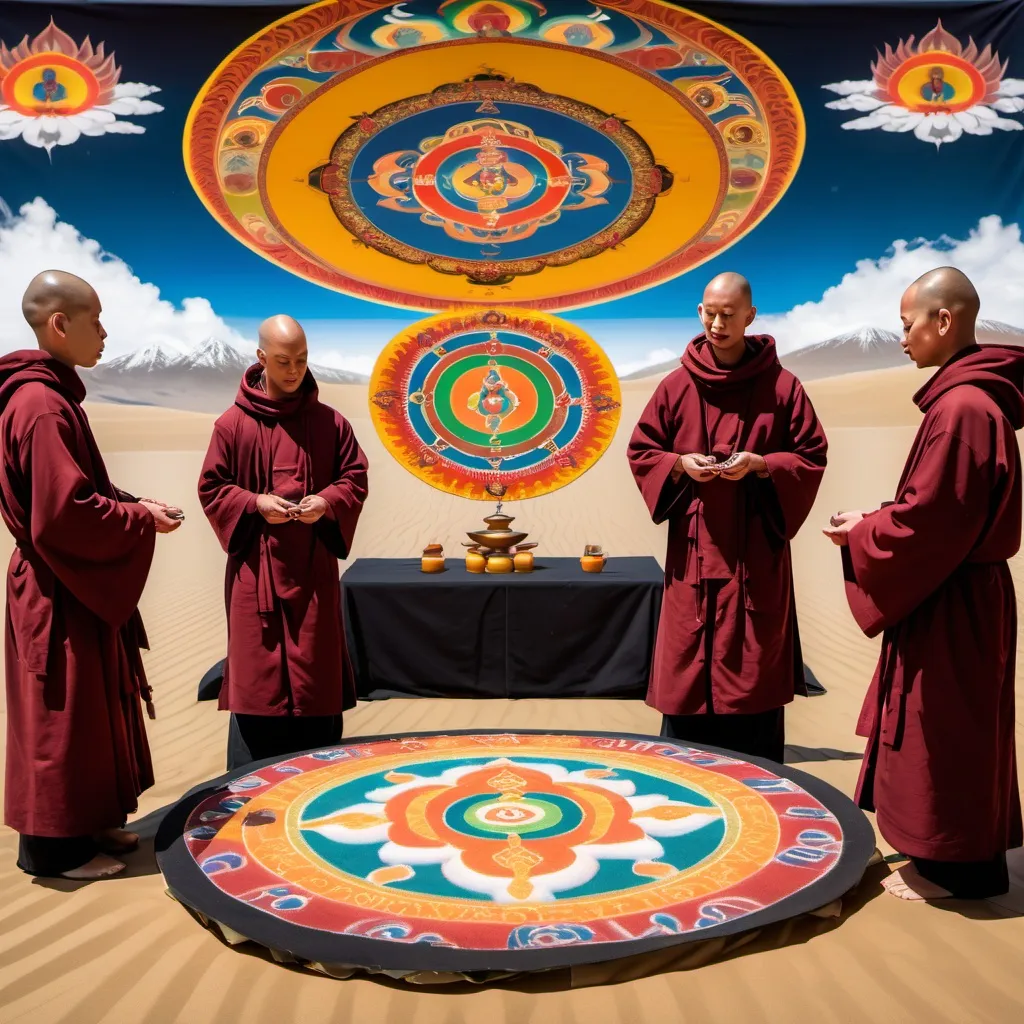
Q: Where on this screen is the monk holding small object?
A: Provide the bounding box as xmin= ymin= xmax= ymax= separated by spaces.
xmin=824 ymin=267 xmax=1023 ymax=901
xmin=628 ymin=272 xmax=827 ymax=762
xmin=199 ymin=315 xmax=368 ymax=770
xmin=0 ymin=271 xmax=182 ymax=879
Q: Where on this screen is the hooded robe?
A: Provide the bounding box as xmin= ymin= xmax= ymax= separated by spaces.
xmin=844 ymin=345 xmax=1024 ymax=870
xmin=198 ymin=366 xmax=368 ymax=725
xmin=628 ymin=335 xmax=827 ymax=720
xmin=0 ymin=351 xmax=156 ymax=839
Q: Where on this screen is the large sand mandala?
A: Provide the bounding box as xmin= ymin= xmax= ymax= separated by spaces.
xmin=184 ymin=0 xmax=804 ymax=311
xmin=156 ymin=731 xmax=874 ymax=976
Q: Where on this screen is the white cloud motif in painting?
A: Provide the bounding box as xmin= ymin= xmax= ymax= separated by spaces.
xmin=0 ymin=19 xmax=162 ymax=154
xmin=823 ymin=20 xmax=1024 ymax=148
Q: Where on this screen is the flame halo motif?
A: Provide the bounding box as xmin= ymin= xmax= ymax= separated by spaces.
xmin=822 ymin=20 xmax=1024 ymax=148
xmin=0 ymin=18 xmax=162 ymax=154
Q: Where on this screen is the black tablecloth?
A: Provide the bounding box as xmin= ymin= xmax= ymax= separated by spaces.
xmin=341 ymin=557 xmax=664 ymax=700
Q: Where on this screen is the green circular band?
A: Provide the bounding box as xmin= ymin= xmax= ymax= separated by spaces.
xmin=431 ymin=354 xmax=556 ymax=447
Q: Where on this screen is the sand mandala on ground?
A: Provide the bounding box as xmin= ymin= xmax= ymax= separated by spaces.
xmin=157 ymin=731 xmax=874 ymax=975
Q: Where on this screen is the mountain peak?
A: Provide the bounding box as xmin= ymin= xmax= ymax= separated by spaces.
xmin=181 ymin=337 xmax=251 ymax=370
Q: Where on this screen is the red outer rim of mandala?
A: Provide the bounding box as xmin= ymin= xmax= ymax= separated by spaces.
xmin=411 ymin=131 xmax=572 ymax=228
xmin=182 ymin=734 xmax=846 ymax=945
xmin=184 ymin=0 xmax=802 ymax=311
xmin=886 ymin=51 xmax=987 ymax=112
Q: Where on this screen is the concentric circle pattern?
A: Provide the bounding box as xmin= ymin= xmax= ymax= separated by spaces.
xmin=158 ymin=731 xmax=874 ymax=971
xmin=368 ymin=308 xmax=621 ymax=500
xmin=184 ymin=0 xmax=804 ymax=311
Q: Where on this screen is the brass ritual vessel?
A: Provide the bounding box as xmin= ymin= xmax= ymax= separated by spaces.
xmin=463 ymin=505 xmax=538 ymax=573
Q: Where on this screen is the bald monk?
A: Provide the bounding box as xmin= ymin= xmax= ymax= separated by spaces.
xmin=628 ymin=273 xmax=827 ymax=762
xmin=0 ymin=271 xmax=181 ymax=879
xmin=825 ymin=267 xmax=1023 ymax=900
xmin=199 ymin=316 xmax=368 ymax=769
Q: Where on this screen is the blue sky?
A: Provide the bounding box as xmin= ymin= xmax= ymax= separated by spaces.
xmin=0 ymin=0 xmax=1021 ymax=364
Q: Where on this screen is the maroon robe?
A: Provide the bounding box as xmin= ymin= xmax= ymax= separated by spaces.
xmin=628 ymin=335 xmax=827 ymax=715
xmin=844 ymin=345 xmax=1024 ymax=862
xmin=199 ymin=366 xmax=368 ymax=718
xmin=0 ymin=351 xmax=156 ymax=837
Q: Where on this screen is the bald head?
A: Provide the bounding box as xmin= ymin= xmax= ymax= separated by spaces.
xmin=908 ymin=267 xmax=980 ymax=324
xmin=21 ymin=270 xmax=106 ymax=368
xmin=704 ymin=272 xmax=752 ymax=307
xmin=899 ymin=266 xmax=980 ymax=369
xmin=698 ymin=272 xmax=756 ymax=366
xmin=257 ymin=314 xmax=308 ymax=398
xmin=258 ymin=314 xmax=306 ymax=352
xmin=22 ymin=270 xmax=96 ymax=330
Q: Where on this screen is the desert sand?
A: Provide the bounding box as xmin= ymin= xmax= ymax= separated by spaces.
xmin=1 ymin=363 xmax=1022 ymax=1023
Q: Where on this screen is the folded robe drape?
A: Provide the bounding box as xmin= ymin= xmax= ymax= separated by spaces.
xmin=843 ymin=345 xmax=1024 ymax=864
xmin=628 ymin=334 xmax=827 ymax=718
xmin=0 ymin=351 xmax=156 ymax=838
xmin=199 ymin=365 xmax=368 ymax=721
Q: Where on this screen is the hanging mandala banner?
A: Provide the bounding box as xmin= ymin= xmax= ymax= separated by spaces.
xmin=368 ymin=308 xmax=621 ymax=500
xmin=184 ymin=0 xmax=804 ymax=311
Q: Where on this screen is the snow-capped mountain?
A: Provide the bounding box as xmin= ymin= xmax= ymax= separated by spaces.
xmin=619 ymin=321 xmax=1024 ymax=382
xmin=99 ymin=341 xmax=186 ymax=373
xmin=85 ymin=337 xmax=369 ymax=412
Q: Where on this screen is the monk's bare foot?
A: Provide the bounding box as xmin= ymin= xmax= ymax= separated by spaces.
xmin=94 ymin=827 xmax=140 ymax=854
xmin=61 ymin=854 xmax=126 ymax=880
xmin=882 ymin=865 xmax=952 ymax=901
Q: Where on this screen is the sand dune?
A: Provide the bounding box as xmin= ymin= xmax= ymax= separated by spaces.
xmin=2 ymin=364 xmax=1024 ymax=1022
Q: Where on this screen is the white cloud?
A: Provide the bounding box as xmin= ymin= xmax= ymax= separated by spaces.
xmin=612 ymin=347 xmax=678 ymax=377
xmin=758 ymin=216 xmax=1024 ymax=353
xmin=0 ymin=198 xmax=251 ymax=359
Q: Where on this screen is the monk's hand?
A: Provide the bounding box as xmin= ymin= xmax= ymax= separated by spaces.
xmin=716 ymin=452 xmax=768 ymax=480
xmin=678 ymin=454 xmax=718 ymax=482
xmin=295 ymin=495 xmax=329 ymax=524
xmin=829 ymin=510 xmax=867 ymax=527
xmin=256 ymin=494 xmax=294 ymax=524
xmin=140 ymin=500 xmax=181 ymax=534
xmin=822 ymin=511 xmax=864 ymax=546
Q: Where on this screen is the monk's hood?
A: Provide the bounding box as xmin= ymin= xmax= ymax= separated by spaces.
xmin=0 ymin=349 xmax=85 ymax=412
xmin=915 ymin=345 xmax=1024 ymax=428
xmin=681 ymin=334 xmax=781 ymax=391
xmin=234 ymin=363 xmax=318 ymax=421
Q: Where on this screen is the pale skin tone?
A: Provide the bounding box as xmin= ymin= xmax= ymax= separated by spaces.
xmin=22 ymin=271 xmax=185 ymax=879
xmin=253 ymin=315 xmax=331 ymax=526
xmin=821 ymin=267 xmax=981 ymax=901
xmin=675 ymin=273 xmax=769 ymax=483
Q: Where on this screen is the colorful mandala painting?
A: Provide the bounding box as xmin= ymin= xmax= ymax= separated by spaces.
xmin=0 ymin=19 xmax=162 ymax=154
xmin=823 ymin=20 xmax=1024 ymax=148
xmin=368 ymin=308 xmax=621 ymax=500
xmin=156 ymin=731 xmax=874 ymax=974
xmin=184 ymin=0 xmax=804 ymax=311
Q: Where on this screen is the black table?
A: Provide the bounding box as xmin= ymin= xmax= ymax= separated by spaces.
xmin=196 ymin=556 xmax=826 ymax=702
xmin=341 ymin=556 xmax=664 ymax=701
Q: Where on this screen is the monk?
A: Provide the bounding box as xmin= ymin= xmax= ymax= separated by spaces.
xmin=199 ymin=315 xmax=369 ymax=770
xmin=628 ymin=273 xmax=827 ymax=762
xmin=825 ymin=267 xmax=1023 ymax=900
xmin=0 ymin=271 xmax=181 ymax=879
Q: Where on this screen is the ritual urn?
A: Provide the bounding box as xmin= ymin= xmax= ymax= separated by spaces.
xmin=513 ymin=542 xmax=538 ymax=573
xmin=581 ymin=544 xmax=606 ymax=573
xmin=465 ymin=549 xmax=486 ymax=573
xmin=421 ymin=543 xmax=445 ymax=574
xmin=487 ymin=555 xmax=514 ymax=574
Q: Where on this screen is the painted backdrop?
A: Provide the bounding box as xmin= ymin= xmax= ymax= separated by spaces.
xmin=0 ymin=0 xmax=1021 ymax=462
